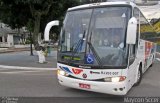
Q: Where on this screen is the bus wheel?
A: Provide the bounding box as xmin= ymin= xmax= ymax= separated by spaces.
xmin=134 ymin=66 xmax=142 ymax=86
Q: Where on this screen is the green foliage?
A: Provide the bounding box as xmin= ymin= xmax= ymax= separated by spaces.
xmin=25 ymin=38 xmax=31 ymax=44
xmin=27 ymin=19 xmax=34 ymax=32
xmin=0 ymin=0 xmax=31 ymax=29
xmin=0 ymin=0 xmax=81 ymax=42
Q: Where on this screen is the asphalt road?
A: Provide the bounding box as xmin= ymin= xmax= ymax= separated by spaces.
xmin=0 ymin=60 xmax=160 ymax=103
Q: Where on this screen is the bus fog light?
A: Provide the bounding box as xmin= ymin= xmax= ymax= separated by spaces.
xmin=114 ymin=88 xmax=118 ymax=91
xmin=119 ymin=88 xmax=123 ymax=91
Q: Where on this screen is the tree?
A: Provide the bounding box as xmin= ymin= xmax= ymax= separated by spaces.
xmin=0 ymin=0 xmax=80 ymax=48
xmin=0 ymin=0 xmax=31 ymax=29
xmin=40 ymin=0 xmax=80 ymax=41
xmin=0 ymin=0 xmax=80 ymax=63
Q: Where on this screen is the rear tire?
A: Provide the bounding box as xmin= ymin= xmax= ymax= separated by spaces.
xmin=134 ymin=65 xmax=142 ymax=86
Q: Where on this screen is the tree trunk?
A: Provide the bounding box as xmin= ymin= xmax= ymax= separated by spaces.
xmin=29 ymin=2 xmax=53 ymax=63
xmin=33 ymin=13 xmax=41 ymax=47
xmin=32 ymin=13 xmax=46 ymax=63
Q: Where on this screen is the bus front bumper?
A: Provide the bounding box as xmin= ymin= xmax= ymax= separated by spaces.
xmin=58 ymin=75 xmax=128 ymax=95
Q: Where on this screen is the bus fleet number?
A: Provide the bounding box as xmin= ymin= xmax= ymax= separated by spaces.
xmin=101 ymin=71 xmax=119 ymax=75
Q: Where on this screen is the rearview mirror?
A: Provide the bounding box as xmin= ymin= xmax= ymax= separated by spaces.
xmin=126 ymin=17 xmax=137 ymax=44
xmin=44 ymin=20 xmax=59 ymax=41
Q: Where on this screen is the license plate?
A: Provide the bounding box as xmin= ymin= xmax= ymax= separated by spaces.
xmin=79 ymin=83 xmax=90 ymax=89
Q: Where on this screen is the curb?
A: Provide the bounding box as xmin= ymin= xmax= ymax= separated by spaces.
xmin=0 ymin=50 xmax=14 ymax=54
xmin=0 ymin=65 xmax=57 ymax=70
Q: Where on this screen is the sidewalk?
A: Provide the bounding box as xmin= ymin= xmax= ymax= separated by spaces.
xmin=0 ymin=50 xmax=57 ymax=69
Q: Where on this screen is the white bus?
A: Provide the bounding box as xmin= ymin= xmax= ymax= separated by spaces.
xmin=44 ymin=1 xmax=157 ymax=95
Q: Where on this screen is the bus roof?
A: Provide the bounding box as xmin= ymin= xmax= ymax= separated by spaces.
xmin=68 ymin=1 xmax=138 ymax=11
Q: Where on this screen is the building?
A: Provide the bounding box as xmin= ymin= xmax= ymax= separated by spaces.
xmin=0 ymin=23 xmax=29 ymax=48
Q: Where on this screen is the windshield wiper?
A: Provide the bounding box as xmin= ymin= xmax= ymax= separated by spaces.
xmin=72 ymin=31 xmax=86 ymax=53
xmin=68 ymin=31 xmax=86 ymax=62
xmin=87 ymin=42 xmax=102 ymax=66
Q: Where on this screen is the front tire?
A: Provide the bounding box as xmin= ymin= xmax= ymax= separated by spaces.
xmin=134 ymin=65 xmax=142 ymax=86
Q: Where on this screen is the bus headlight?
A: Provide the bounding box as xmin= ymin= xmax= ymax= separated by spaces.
xmin=104 ymin=76 xmax=126 ymax=82
xmin=57 ymin=69 xmax=69 ymax=76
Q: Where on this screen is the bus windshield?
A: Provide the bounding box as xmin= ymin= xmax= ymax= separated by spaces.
xmin=58 ymin=6 xmax=131 ymax=68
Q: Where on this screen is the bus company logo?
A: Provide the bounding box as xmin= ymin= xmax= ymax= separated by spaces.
xmin=82 ymin=73 xmax=87 ymax=79
xmin=90 ymin=71 xmax=100 ymax=74
xmin=72 ymin=68 xmax=83 ymax=75
xmin=59 ymin=66 xmax=72 ymax=74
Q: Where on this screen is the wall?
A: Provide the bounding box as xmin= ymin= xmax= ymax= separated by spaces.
xmin=7 ymin=34 xmax=14 ymax=47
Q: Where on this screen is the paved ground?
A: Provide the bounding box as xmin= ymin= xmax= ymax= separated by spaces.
xmin=0 ymin=51 xmax=160 ymax=102
xmin=0 ymin=51 xmax=57 ymax=68
xmin=0 ymin=51 xmax=160 ymax=103
xmin=0 ymin=60 xmax=160 ymax=98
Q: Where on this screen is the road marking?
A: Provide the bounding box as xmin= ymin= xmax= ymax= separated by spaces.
xmin=0 ymin=69 xmax=54 ymax=74
xmin=0 ymin=70 xmax=40 ymax=74
xmin=0 ymin=68 xmax=13 ymax=71
xmin=0 ymin=65 xmax=57 ymax=70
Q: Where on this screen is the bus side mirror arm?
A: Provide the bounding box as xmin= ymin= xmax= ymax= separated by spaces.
xmin=44 ymin=20 xmax=59 ymax=41
xmin=126 ymin=17 xmax=137 ymax=44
